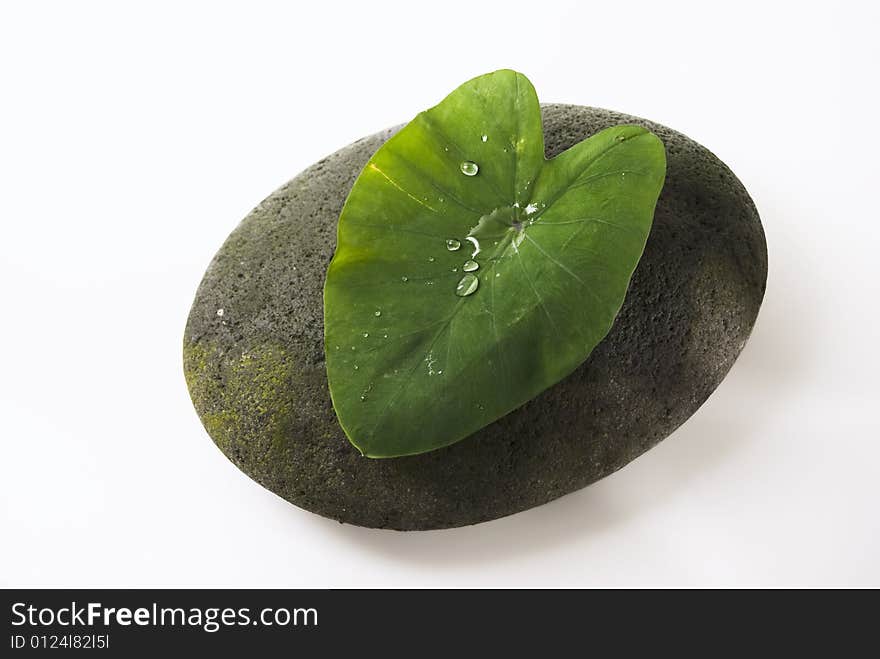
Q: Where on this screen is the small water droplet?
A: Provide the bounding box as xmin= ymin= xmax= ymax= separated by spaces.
xmin=216 ymin=308 xmax=224 ymax=317
xmin=428 ymin=256 xmax=435 ymax=262
xmin=460 ymin=161 xmax=479 ymax=176
xmin=351 ymin=346 xmax=356 ymax=351
xmin=456 ymin=273 xmax=479 ymax=296
xmin=401 ymin=276 xmax=408 ymax=282
xmin=616 ymin=134 xmax=626 ymax=142
xmin=360 ymin=394 xmax=367 ymax=401
xmin=374 ymin=310 xmax=381 ymax=316
xmin=444 ymin=146 xmax=449 ymax=152
xmin=446 ymin=238 xmax=461 ymax=251
xmin=524 ymin=203 xmax=539 ymax=215
xmin=439 ymin=197 xmax=444 ymax=202
xmin=426 ymin=280 xmax=434 ymax=286
xmin=481 ymin=134 xmax=488 ymax=142
xmin=383 ymin=334 xmax=388 ymax=339
xmin=363 ymin=332 xmax=369 ymax=338
xmin=462 ymin=260 xmax=479 ymax=272
xmin=354 ymin=364 xmax=359 ymax=370
xmin=495 ymin=272 xmax=501 ymax=278
xmin=452 ymin=267 xmax=458 ymax=273
xmin=466 ymin=236 xmax=481 ymax=257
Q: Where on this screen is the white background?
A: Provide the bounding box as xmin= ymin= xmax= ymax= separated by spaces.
xmin=2 ymin=0 xmax=878 ymax=587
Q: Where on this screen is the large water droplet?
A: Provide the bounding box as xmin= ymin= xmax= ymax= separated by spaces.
xmin=481 ymin=134 xmax=488 ymax=142
xmin=462 ymin=260 xmax=479 ymax=272
xmin=460 ymin=161 xmax=479 ymax=176
xmin=446 ymin=238 xmax=461 ymax=251
xmin=456 ymin=273 xmax=479 ymax=296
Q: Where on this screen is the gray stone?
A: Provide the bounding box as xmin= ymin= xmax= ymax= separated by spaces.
xmin=183 ymin=104 xmax=767 ymax=530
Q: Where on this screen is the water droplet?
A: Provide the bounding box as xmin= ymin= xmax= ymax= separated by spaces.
xmin=439 ymin=197 xmax=445 ymax=202
xmin=401 ymin=276 xmax=408 ymax=282
xmin=360 ymin=394 xmax=367 ymax=401
xmin=616 ymin=134 xmax=626 ymax=142
xmin=446 ymin=238 xmax=461 ymax=251
xmin=460 ymin=161 xmax=479 ymax=176
xmin=428 ymin=256 xmax=435 ymax=262
xmin=383 ymin=334 xmax=388 ymax=339
xmin=524 ymin=203 xmax=539 ymax=215
xmin=456 ymin=273 xmax=479 ymax=296
xmin=353 ymin=364 xmax=359 ymax=370
xmin=481 ymin=134 xmax=488 ymax=142
xmin=495 ymin=272 xmax=501 ymax=278
xmin=216 ymin=308 xmax=224 ymax=317
xmin=466 ymin=236 xmax=481 ymax=257
xmin=444 ymin=146 xmax=449 ymax=152
xmin=452 ymin=268 xmax=458 ymax=273
xmin=462 ymin=260 xmax=479 ymax=272
xmin=374 ymin=310 xmax=381 ymax=316
xmin=363 ymin=332 xmax=369 ymax=338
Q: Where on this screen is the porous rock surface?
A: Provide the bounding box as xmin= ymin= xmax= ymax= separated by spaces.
xmin=183 ymin=105 xmax=767 ymax=530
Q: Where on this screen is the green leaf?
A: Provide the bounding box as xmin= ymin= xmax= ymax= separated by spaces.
xmin=324 ymin=69 xmax=666 ymax=458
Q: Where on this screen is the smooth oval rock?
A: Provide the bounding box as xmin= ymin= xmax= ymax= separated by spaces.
xmin=183 ymin=104 xmax=767 ymax=530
